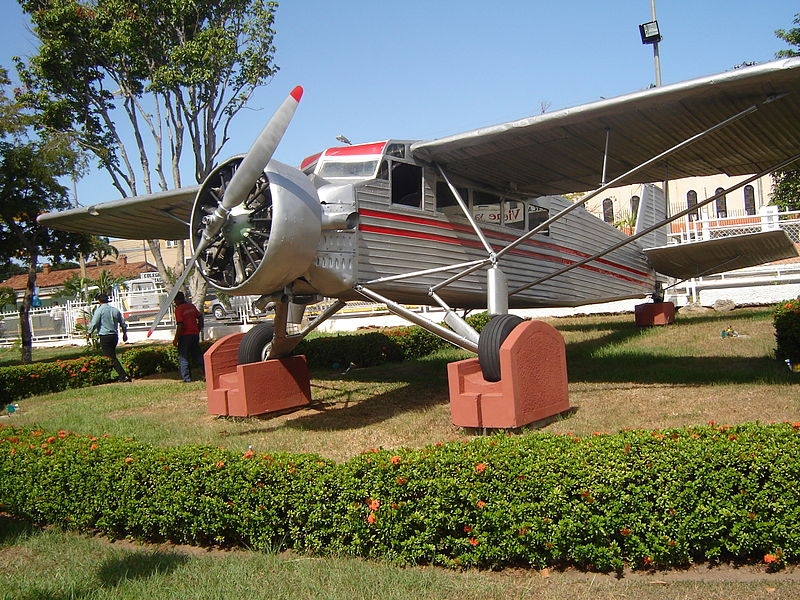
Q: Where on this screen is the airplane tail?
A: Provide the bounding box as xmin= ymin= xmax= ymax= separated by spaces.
xmin=633 ymin=183 xmax=668 ymax=249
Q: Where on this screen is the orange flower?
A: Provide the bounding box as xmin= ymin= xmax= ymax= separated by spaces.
xmin=216 ymin=460 xmax=225 ymax=468
xmin=367 ymin=498 xmax=380 ymax=511
xmin=390 ymin=455 xmax=401 ymax=465
xmin=124 ymin=457 xmax=133 ymax=464
xmin=90 ymin=443 xmax=98 ymax=451
xmin=620 ymin=527 xmax=632 ymax=536
xmin=476 ymin=500 xmax=486 ymax=509
xmin=764 ymin=553 xmax=779 ymax=564
xmin=475 ymin=463 xmax=487 ymax=473
xmin=367 ymin=513 xmax=377 ymax=525
xmin=463 ymin=525 xmax=473 ymax=533
xmin=243 ymin=449 xmax=255 ymax=459
xmin=468 ymin=538 xmax=479 ymax=546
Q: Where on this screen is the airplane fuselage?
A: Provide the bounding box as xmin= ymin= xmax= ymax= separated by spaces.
xmin=293 ymin=140 xmax=657 ymax=309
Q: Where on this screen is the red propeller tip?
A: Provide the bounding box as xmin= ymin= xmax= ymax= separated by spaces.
xmin=291 ymin=86 xmax=303 ymax=102
xmin=146 ymin=328 xmax=154 ymax=338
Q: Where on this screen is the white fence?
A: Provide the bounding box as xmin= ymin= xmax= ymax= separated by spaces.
xmin=0 ymin=295 xmax=176 ymax=347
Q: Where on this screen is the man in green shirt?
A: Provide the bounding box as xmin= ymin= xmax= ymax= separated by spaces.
xmin=88 ymin=292 xmax=131 ymax=382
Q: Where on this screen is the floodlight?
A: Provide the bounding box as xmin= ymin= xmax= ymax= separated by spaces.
xmin=639 ymin=20 xmax=661 ymax=44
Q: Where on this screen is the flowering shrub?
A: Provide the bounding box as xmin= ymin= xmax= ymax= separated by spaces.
xmin=0 ymin=356 xmax=117 ymax=401
xmin=2 ymin=422 xmax=799 ymax=571
xmin=773 ymin=299 xmax=800 ymax=365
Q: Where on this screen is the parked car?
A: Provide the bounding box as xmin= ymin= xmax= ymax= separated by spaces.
xmin=204 ymin=294 xmax=269 ymax=320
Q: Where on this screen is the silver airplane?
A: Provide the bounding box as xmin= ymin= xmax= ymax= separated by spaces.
xmin=39 ymin=59 xmax=800 ymax=382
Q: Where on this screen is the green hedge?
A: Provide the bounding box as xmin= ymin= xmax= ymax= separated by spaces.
xmin=0 ymin=344 xmax=199 ymax=403
xmin=2 ymin=422 xmax=799 ymax=572
xmin=0 ymin=323 xmax=459 ymax=403
xmin=774 ymin=299 xmax=800 ymax=366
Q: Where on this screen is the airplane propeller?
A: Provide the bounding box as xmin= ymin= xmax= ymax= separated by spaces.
xmin=146 ymin=86 xmax=304 ymax=337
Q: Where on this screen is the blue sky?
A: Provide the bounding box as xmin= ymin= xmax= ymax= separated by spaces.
xmin=1 ymin=0 xmax=798 ymax=208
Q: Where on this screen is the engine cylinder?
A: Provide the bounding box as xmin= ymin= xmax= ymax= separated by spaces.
xmin=190 ymin=157 xmax=322 ymax=295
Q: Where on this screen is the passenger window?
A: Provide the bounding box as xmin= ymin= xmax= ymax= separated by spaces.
xmin=391 ymin=162 xmax=423 ymax=208
xmin=435 ymin=180 xmax=468 ymax=212
xmin=472 ymin=190 xmax=502 ymax=225
xmin=527 ymin=204 xmax=550 ymax=235
xmin=503 ymin=200 xmax=525 ymax=230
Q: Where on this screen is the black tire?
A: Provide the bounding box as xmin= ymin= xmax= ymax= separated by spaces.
xmin=477 ymin=314 xmax=524 ymax=382
xmin=237 ymin=322 xmax=275 ymax=364
xmin=213 ymin=305 xmax=226 ymax=320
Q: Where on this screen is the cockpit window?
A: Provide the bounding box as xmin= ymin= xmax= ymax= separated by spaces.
xmin=385 ymin=143 xmax=406 ymax=158
xmin=318 ymin=160 xmax=379 ymax=179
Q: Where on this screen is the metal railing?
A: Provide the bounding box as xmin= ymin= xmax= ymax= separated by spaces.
xmin=0 ymin=296 xmax=175 ymax=347
xmin=665 ymin=206 xmax=800 ymax=303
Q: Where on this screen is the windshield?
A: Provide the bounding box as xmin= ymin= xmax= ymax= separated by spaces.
xmin=318 ymin=160 xmax=379 ymax=179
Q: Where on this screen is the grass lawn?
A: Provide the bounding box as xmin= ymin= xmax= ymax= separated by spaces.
xmin=2 ymin=306 xmax=800 ymax=599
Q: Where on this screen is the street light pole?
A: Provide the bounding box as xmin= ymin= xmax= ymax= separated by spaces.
xmin=650 ymin=0 xmax=662 ymax=87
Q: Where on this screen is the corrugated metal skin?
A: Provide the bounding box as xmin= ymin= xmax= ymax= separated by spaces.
xmin=353 ymin=189 xmax=655 ymax=309
xmin=412 ymin=59 xmax=800 ymax=197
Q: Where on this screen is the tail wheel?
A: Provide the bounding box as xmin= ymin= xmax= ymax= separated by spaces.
xmin=237 ymin=322 xmax=276 ymax=364
xmin=477 ymin=314 xmax=524 ymax=382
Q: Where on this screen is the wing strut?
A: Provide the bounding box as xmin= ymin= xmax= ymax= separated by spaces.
xmin=436 ymin=165 xmax=495 ymax=256
xmin=495 ymin=100 xmax=764 ymax=263
xmin=510 ymin=150 xmax=800 ymax=295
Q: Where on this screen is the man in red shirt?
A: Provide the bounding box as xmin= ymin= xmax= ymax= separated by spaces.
xmin=173 ymin=291 xmax=205 ymax=382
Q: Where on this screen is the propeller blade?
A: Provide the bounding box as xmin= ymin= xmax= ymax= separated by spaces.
xmin=223 ymin=85 xmax=303 ymax=210
xmin=147 ymin=86 xmax=304 ymax=337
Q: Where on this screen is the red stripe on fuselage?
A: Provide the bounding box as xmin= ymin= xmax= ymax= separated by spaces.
xmin=358 ymin=208 xmax=651 ymax=284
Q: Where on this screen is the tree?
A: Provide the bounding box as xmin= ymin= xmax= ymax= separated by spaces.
xmin=0 ymin=67 xmax=94 ymax=362
xmin=14 ymin=0 xmax=279 ymax=305
xmin=0 ymin=286 xmax=16 ymax=310
xmin=90 ymin=236 xmax=119 ymax=265
xmin=776 ymin=13 xmax=800 ymax=58
xmin=772 ymin=14 xmax=800 ymax=209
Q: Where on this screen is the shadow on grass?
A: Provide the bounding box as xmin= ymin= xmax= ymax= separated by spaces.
xmin=1 ymin=515 xmax=189 ymax=600
xmin=240 ymin=354 xmax=458 ymax=433
xmin=97 ymin=551 xmax=189 ymax=588
xmin=552 ymin=309 xmax=793 ymax=385
xmin=227 ymin=311 xmax=797 ymax=434
xmin=0 ymin=514 xmax=37 ymax=546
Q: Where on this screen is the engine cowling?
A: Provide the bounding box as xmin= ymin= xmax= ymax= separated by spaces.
xmin=190 ymin=157 xmax=322 ymax=295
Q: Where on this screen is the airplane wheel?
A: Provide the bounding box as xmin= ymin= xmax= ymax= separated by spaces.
xmin=237 ymin=321 xmax=275 ymax=364
xmin=477 ymin=314 xmax=524 ymax=382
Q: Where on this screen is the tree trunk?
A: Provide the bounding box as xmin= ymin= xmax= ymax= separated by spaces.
xmin=18 ymin=260 xmax=37 ymax=364
xmin=147 ymin=239 xmax=171 ymax=283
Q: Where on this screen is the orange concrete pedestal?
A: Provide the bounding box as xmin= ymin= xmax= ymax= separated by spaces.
xmin=447 ymin=320 xmax=570 ymax=429
xmin=634 ymin=301 xmax=676 ymax=327
xmin=204 ymin=333 xmax=311 ymax=417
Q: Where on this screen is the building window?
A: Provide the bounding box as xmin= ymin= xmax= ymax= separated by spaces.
xmin=687 ymin=190 xmax=698 ymax=221
xmin=744 ymin=185 xmax=756 ymax=216
xmin=715 ymin=187 xmax=727 ymax=218
xmin=602 ymin=198 xmax=614 ymax=224
xmin=165 ymin=240 xmax=181 ymax=248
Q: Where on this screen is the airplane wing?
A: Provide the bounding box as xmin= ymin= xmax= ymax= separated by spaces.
xmin=411 ymin=58 xmax=800 ymax=196
xmin=643 ymin=230 xmax=798 ymax=280
xmin=37 ymin=186 xmax=199 ymax=240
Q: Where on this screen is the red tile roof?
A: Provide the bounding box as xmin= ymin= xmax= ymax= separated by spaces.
xmin=0 ymin=258 xmax=157 ymax=292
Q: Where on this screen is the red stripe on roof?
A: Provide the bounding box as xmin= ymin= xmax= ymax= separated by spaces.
xmin=323 ymin=141 xmax=387 ymax=157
